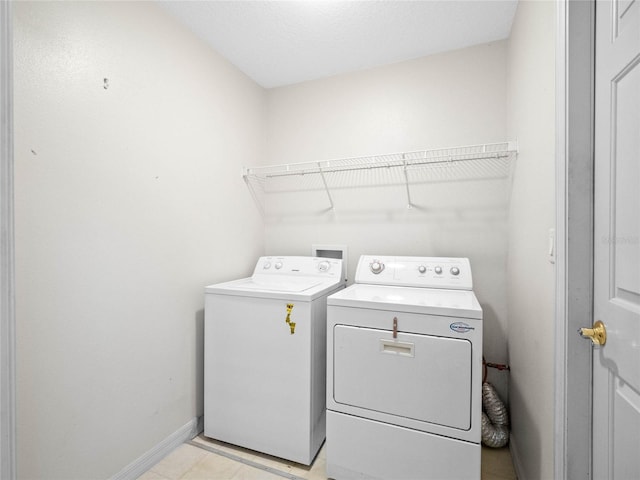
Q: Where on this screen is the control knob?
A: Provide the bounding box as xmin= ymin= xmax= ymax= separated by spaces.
xmin=263 ymin=262 xmax=271 ymax=269
xmin=418 ymin=265 xmax=427 ymax=274
xmin=318 ymin=260 xmax=330 ymax=272
xmin=434 ymin=266 xmax=443 ymax=275
xmin=450 ymin=267 xmax=460 ymax=276
xmin=370 ymin=260 xmax=385 ymax=274
xmin=275 ymin=262 xmax=283 ymax=270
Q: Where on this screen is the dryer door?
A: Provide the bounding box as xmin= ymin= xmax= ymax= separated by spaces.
xmin=333 ymin=325 xmax=472 ymax=430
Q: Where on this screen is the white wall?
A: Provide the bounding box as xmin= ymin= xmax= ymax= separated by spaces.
xmin=13 ymin=2 xmax=265 ymax=478
xmin=265 ymin=42 xmax=512 ymax=394
xmin=506 ymin=1 xmax=556 ymax=479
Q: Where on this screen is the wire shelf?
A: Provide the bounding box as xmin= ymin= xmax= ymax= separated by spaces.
xmin=242 ymin=142 xmax=517 ymax=213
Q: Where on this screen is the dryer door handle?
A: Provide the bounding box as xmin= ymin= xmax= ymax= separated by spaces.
xmin=380 ymin=339 xmax=415 ymax=357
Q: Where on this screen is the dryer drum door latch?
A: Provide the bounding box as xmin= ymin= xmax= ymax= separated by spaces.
xmin=393 ymin=317 xmax=398 ymax=339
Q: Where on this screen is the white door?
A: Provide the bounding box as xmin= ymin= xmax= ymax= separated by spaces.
xmin=592 ymin=1 xmax=640 ymax=478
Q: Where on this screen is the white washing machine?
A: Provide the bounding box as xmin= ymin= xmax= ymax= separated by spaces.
xmin=204 ymin=256 xmax=344 ymax=465
xmin=326 ymin=255 xmax=483 ymax=480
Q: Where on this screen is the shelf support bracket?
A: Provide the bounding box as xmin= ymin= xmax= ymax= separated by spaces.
xmin=318 ymin=164 xmax=334 ymax=210
xmin=243 ymin=174 xmax=265 ymax=217
xmin=403 ymin=160 xmax=413 ymax=209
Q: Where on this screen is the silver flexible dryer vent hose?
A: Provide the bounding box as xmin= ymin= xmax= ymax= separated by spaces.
xmin=481 ymin=382 xmax=510 ymax=448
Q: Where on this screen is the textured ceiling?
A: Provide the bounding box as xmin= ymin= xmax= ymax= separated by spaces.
xmin=159 ymin=1 xmax=518 ymax=89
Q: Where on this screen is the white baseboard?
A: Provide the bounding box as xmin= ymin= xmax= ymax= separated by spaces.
xmin=111 ymin=416 xmax=204 ymax=480
xmin=509 ymin=435 xmax=526 ymax=480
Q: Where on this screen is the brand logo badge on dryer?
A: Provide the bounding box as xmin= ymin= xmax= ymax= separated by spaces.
xmin=450 ymin=322 xmax=475 ymax=333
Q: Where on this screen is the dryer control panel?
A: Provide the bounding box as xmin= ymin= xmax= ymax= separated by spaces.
xmin=354 ymin=255 xmax=472 ymax=290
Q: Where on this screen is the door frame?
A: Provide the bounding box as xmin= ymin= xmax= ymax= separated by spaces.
xmin=0 ymin=1 xmax=16 ymax=479
xmin=555 ymin=1 xmax=596 ymax=479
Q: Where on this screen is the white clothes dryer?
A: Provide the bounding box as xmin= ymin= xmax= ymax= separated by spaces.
xmin=326 ymin=255 xmax=482 ymax=480
xmin=204 ymin=256 xmax=344 ymax=465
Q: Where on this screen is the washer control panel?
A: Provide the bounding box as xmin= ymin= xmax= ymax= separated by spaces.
xmin=255 ymin=256 xmax=343 ymax=279
xmin=356 ymin=255 xmax=473 ymax=290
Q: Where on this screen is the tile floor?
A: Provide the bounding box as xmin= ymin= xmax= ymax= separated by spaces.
xmin=138 ymin=434 xmax=517 ymax=480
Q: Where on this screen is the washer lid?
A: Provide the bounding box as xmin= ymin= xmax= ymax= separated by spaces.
xmin=205 ymin=275 xmax=343 ymax=301
xmin=204 ymin=256 xmax=345 ymax=300
xmin=230 ymin=275 xmax=323 ymax=292
xmin=327 ymin=284 xmax=482 ymax=319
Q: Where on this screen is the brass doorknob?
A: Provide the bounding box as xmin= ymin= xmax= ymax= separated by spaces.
xmin=578 ymin=320 xmax=607 ymax=346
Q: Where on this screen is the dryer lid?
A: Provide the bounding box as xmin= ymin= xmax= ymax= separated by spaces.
xmin=327 ymin=283 xmax=482 ymax=319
